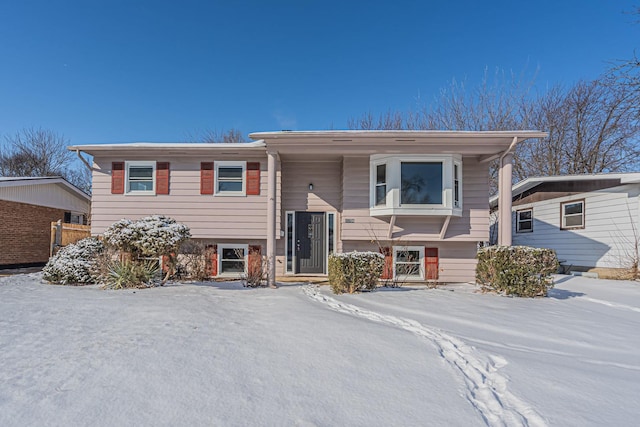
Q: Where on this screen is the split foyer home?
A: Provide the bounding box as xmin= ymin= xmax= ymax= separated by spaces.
xmin=70 ymin=130 xmax=546 ymax=285
xmin=490 ymin=173 xmax=640 ymax=272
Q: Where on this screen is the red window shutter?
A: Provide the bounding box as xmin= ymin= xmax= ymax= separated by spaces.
xmin=380 ymin=247 xmax=393 ymax=279
xmin=156 ymin=162 xmax=170 ymax=195
xmin=425 ymin=247 xmax=439 ymax=280
xmin=201 ymin=162 xmax=214 ymax=195
xmin=248 ymin=245 xmax=262 ymax=276
xmin=246 ymin=162 xmax=261 ymax=195
xmin=111 ymin=162 xmax=125 ymax=194
xmin=207 ymin=244 xmax=217 ymax=277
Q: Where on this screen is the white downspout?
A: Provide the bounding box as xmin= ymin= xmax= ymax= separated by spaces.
xmin=76 ymin=149 xmax=92 ymax=171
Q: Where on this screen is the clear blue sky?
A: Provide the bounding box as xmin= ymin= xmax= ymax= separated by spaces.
xmin=0 ymin=0 xmax=637 ymax=144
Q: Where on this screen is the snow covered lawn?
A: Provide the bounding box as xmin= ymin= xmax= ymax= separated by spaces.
xmin=0 ymin=274 xmax=638 ymax=426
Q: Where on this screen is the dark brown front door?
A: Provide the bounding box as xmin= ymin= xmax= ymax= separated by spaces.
xmin=295 ymin=212 xmax=325 ymax=274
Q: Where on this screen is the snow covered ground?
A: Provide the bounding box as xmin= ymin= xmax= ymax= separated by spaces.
xmin=0 ymin=274 xmax=638 ymax=427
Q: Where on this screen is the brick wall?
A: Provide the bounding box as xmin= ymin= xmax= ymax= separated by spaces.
xmin=0 ymin=200 xmax=66 ymax=267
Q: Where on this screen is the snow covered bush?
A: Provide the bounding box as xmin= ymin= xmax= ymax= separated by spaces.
xmin=43 ymin=238 xmax=105 ymax=285
xmin=476 ymin=246 xmax=559 ymax=297
xmin=328 ymin=251 xmax=384 ymax=294
xmin=103 ymin=215 xmax=191 ymax=259
xmin=102 ymin=215 xmax=191 ymax=284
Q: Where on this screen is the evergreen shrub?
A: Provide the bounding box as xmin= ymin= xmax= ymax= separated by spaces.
xmin=43 ymin=238 xmax=105 ymax=285
xmin=328 ymin=251 xmax=384 ymax=294
xmin=476 ymin=246 xmax=558 ymax=297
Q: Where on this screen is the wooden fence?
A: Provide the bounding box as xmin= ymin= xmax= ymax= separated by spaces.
xmin=50 ymin=221 xmax=92 ymax=256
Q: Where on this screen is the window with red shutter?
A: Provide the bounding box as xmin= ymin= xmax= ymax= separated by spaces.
xmin=156 ymin=162 xmax=170 ymax=195
xmin=111 ymin=162 xmax=125 ymax=194
xmin=201 ymin=162 xmax=214 ymax=195
xmin=425 ymin=247 xmax=439 ymax=280
xmin=246 ymin=162 xmax=260 ymax=195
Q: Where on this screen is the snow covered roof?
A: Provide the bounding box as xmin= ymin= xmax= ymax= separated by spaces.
xmin=489 ymin=172 xmax=640 ymax=208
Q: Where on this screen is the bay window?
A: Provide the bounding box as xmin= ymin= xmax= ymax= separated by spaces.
xmin=370 ymin=154 xmax=463 ymax=216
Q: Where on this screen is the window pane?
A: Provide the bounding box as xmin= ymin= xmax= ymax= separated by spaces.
xmin=401 ymin=162 xmax=442 ymax=204
xmin=518 ymin=210 xmax=532 ymax=220
xmin=129 ymin=181 xmax=153 ymax=191
xmin=222 ymin=248 xmax=244 ymax=260
xmin=286 ymin=213 xmax=294 ymax=271
xmin=518 ymin=220 xmax=532 ymax=231
xmin=218 ymin=181 xmax=243 ymax=192
xmin=328 ymin=213 xmax=334 ymax=254
xmin=129 ymin=167 xmax=153 ymax=179
xmin=564 ymin=202 xmax=583 ymax=215
xmin=396 ymin=250 xmax=420 ymax=262
xmin=375 ymin=185 xmax=386 ymax=206
xmin=221 ymin=260 xmax=245 ymax=273
xmin=219 ymin=167 xmax=243 ymax=178
xmin=376 ymin=164 xmax=386 ymax=185
xmin=395 ymin=263 xmax=421 ymax=277
xmin=565 ymin=215 xmax=583 ymax=227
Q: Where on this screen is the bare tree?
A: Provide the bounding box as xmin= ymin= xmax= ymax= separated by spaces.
xmin=607 ymin=7 xmax=640 ymax=95
xmin=200 ymin=128 xmax=246 ymax=144
xmin=0 ymin=128 xmax=74 ymax=176
xmin=348 ymin=69 xmax=640 ymax=193
xmin=0 ymin=127 xmax=91 ymax=193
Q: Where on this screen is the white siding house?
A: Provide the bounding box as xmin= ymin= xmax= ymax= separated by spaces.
xmin=491 ymin=173 xmax=640 ymax=270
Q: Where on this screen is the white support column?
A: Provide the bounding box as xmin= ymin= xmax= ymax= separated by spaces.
xmin=267 ymin=150 xmax=278 ymax=288
xmin=498 ymin=152 xmax=514 ymax=246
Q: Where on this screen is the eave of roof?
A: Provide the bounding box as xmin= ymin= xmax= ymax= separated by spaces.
xmin=489 ymin=172 xmax=640 ymax=208
xmin=68 ymin=140 xmax=266 ymax=154
xmin=0 ymin=176 xmax=90 ymax=201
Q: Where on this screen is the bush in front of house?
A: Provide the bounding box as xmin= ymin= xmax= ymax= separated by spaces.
xmin=328 ymin=251 xmax=385 ymax=294
xmin=103 ymin=215 xmax=191 ymax=259
xmin=476 ymin=246 xmax=559 ymax=297
xmin=101 ymin=259 xmax=160 ymax=290
xmin=43 ymin=237 xmax=105 ymax=285
xmin=103 ymin=215 xmax=191 ymax=283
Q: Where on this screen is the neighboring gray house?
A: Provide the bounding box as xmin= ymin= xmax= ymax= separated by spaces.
xmin=70 ymin=130 xmax=545 ymax=285
xmin=490 ymin=173 xmax=640 ymax=271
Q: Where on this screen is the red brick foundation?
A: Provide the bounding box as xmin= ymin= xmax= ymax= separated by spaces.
xmin=0 ymin=200 xmax=66 ymax=267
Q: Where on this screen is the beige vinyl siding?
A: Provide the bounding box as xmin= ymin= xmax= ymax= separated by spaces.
xmin=341 ymin=156 xmax=489 ymax=242
xmin=342 ymin=240 xmax=477 ymax=283
xmin=281 ymin=160 xmax=342 ymax=212
xmin=91 ymin=156 xmax=279 ymax=239
xmin=511 ymin=184 xmax=640 ymax=269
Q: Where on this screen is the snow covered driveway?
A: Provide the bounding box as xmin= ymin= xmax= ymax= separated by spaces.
xmin=0 ymin=274 xmax=638 ymax=426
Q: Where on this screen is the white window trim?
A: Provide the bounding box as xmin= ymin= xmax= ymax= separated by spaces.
xmin=516 ymin=208 xmax=533 ymax=233
xmin=392 ymin=245 xmax=424 ymax=281
xmin=325 ymin=211 xmax=336 ymax=265
xmin=453 ymin=159 xmax=463 ymax=209
xmin=215 ymin=161 xmax=246 ymax=196
xmin=561 ymin=200 xmax=585 ymax=230
xmin=369 ymin=154 xmax=462 ymax=217
xmin=217 ymin=243 xmax=248 ymax=277
xmin=125 ymin=161 xmax=156 ymax=195
xmin=285 ymin=211 xmax=296 ymax=274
